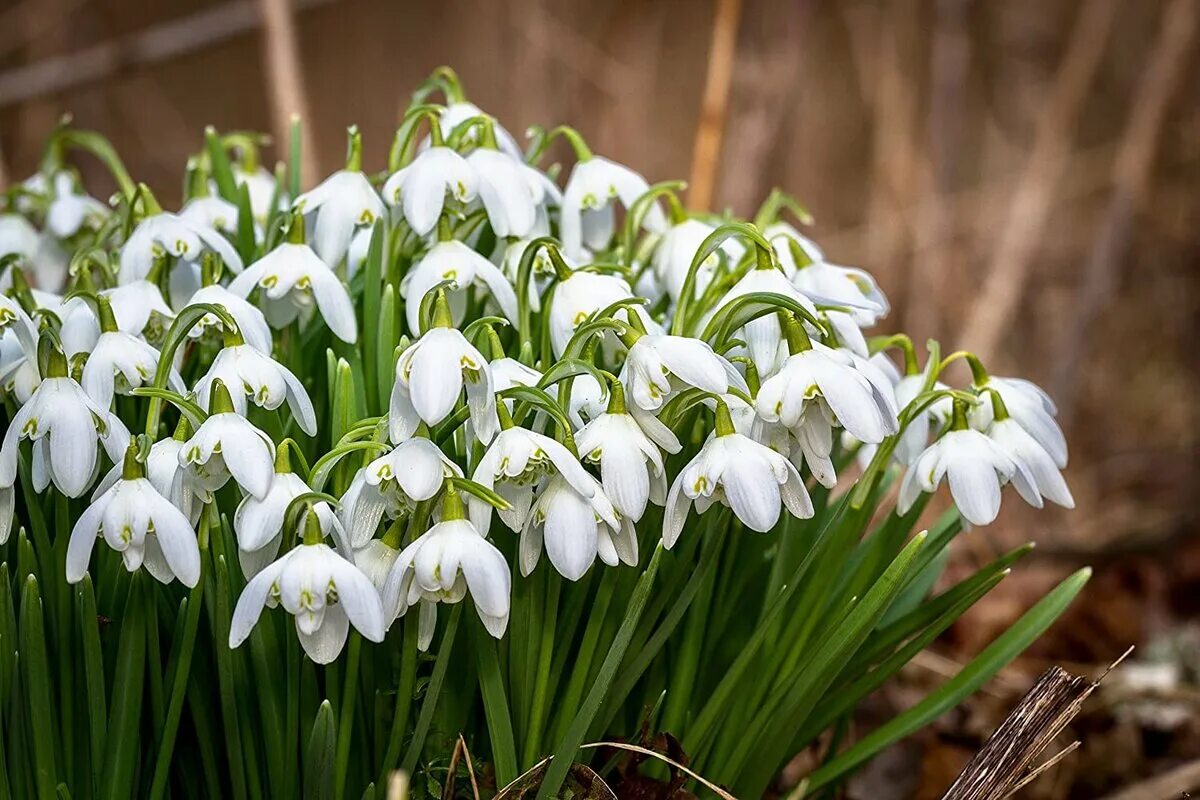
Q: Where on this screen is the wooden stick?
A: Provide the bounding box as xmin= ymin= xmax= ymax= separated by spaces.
xmin=941 ymin=649 xmax=1131 ymax=800
xmin=0 ymin=0 xmax=332 ymax=109
xmin=688 ymin=0 xmax=744 ymax=211
xmin=1050 ymin=0 xmax=1198 ymax=418
xmin=258 ymin=0 xmax=319 ymax=188
xmin=957 ymin=0 xmax=1118 ymax=363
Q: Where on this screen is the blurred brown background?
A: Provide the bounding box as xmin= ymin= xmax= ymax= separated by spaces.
xmin=1 ymin=0 xmax=1198 ymax=796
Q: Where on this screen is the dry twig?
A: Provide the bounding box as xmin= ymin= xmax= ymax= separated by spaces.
xmin=688 ymin=0 xmax=744 ymax=211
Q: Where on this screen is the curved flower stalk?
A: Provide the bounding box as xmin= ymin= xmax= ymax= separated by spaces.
xmin=382 ymin=486 xmax=510 ymax=648
xmin=231 ymin=506 xmax=385 ymax=663
xmin=67 ymin=439 xmax=200 ymax=587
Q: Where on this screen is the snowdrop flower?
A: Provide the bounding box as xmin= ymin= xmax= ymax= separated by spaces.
xmin=468 ymin=419 xmax=594 ymax=535
xmin=707 ymin=263 xmax=820 ymax=376
xmin=898 ymin=400 xmax=1022 ymax=527
xmin=118 ymin=208 xmax=243 ymax=284
xmin=182 ymin=284 xmax=274 ymax=353
xmin=565 ymin=371 xmax=609 ymax=429
xmin=46 ymin=172 xmax=107 ymax=239
xmin=651 ymin=218 xmax=721 ymax=303
xmin=228 ymin=232 xmax=357 ymax=344
xmin=548 ymin=269 xmax=654 ymax=359
xmin=0 ymin=347 xmax=115 ymax=498
xmin=103 ymin=279 xmax=176 ymax=343
xmin=984 ymin=395 xmax=1074 ymax=510
xmin=663 ymin=401 xmax=813 ymax=548
xmin=0 ymin=215 xmax=39 ymax=262
xmin=0 ymin=334 xmax=40 ymax=404
xmin=560 ymin=154 xmax=665 ymax=260
xmin=403 ymin=240 xmax=518 ymax=334
xmin=180 ymin=195 xmax=239 ymax=236
xmin=766 ymin=221 xmax=824 ymax=278
xmin=970 ymin=376 xmax=1067 ymax=469
xmin=81 ymin=297 xmax=185 ymax=410
xmin=293 ymin=140 xmax=385 ymax=266
xmin=233 ymin=164 xmax=284 ymax=225
xmin=355 ymin=537 xmax=400 ymax=594
xmin=891 ymin=372 xmax=952 ymax=465
xmin=193 ymin=340 xmax=317 ymax=436
xmin=621 ymin=328 xmax=743 ymax=412
xmin=432 ymin=101 xmax=524 ymax=159
xmin=340 ymin=437 xmax=462 ymax=547
xmin=792 ymin=260 xmax=889 ymax=327
xmin=756 ymin=333 xmax=898 ymax=447
xmin=466 ymin=147 xmax=539 ymax=238
xmin=388 ymin=306 xmax=498 ymax=444
xmin=0 ymin=292 xmax=37 ymax=359
xmin=179 ymin=379 xmax=276 ymax=500
xmin=521 ymin=472 xmax=636 ymax=581
xmin=66 ymin=440 xmax=200 ymax=587
xmin=382 ymin=488 xmax=511 ymax=643
xmin=233 ymin=450 xmax=338 ymax=577
xmin=383 ymin=146 xmax=476 ymax=237
xmin=575 ymin=384 xmax=669 ymax=521
xmin=230 ymin=510 xmax=385 ymax=663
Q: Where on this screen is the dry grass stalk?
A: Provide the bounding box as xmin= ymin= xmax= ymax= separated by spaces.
xmin=688 ymin=0 xmax=744 ymax=211
xmin=940 ymin=649 xmax=1131 ymax=800
xmin=958 ymin=0 xmax=1118 ymax=363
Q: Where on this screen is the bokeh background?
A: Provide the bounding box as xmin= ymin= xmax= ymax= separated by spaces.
xmin=1 ymin=0 xmax=1198 ymax=796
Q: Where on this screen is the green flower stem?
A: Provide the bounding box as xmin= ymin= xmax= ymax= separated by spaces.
xmin=376 ymin=609 xmax=419 ymax=794
xmin=400 ymin=604 xmax=461 ymax=775
xmin=334 ymin=633 xmax=362 ymax=800
xmin=520 ymin=571 xmax=560 ymax=768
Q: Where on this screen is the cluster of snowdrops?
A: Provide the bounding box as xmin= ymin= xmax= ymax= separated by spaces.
xmin=0 ymin=70 xmax=1077 ymax=797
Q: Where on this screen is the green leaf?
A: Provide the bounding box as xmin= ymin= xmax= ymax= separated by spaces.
xmin=535 ymin=546 xmax=663 ymax=800
xmin=805 ymin=568 xmax=1092 ymax=791
xmin=474 ymin=616 xmax=518 ymax=787
xmin=235 ymin=182 xmax=257 ymax=264
xmin=304 ymin=700 xmax=336 ymax=800
xmin=19 ymin=577 xmax=58 ymax=800
xmin=401 ymin=604 xmax=461 ymax=775
xmin=75 ymin=576 xmax=107 ymax=793
xmin=102 ymin=575 xmax=147 ymax=800
xmin=206 ymin=127 xmax=239 ymax=203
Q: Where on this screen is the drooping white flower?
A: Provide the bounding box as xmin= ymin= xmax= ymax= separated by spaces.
xmin=0 ymin=333 xmax=40 ymax=404
xmin=663 ymin=404 xmax=814 ymax=548
xmin=82 ymin=326 xmax=185 ymax=410
xmin=228 ymin=241 xmax=357 ymax=343
xmin=560 ymin=155 xmax=665 ymax=260
xmin=388 ymin=323 xmax=498 ymax=444
xmin=0 ymin=352 xmax=118 ymax=498
xmin=180 ymin=195 xmax=239 ymax=237
xmin=892 ymin=373 xmax=953 ymax=465
xmin=293 ymin=170 xmax=384 ymax=267
xmin=104 ymin=280 xmax=176 ymax=342
xmin=182 ymin=284 xmax=274 ymax=354
xmin=354 ymin=538 xmax=400 ymax=594
xmin=621 ymin=331 xmax=742 ymax=412
xmin=179 ymin=380 xmax=276 ymax=500
xmin=548 ymin=270 xmax=655 ymax=359
xmin=706 ymin=265 xmax=821 ymax=377
xmin=193 ymin=342 xmax=317 ymax=436
xmin=230 ymin=536 xmax=385 ymax=663
xmin=46 ymin=172 xmax=107 ymax=239
xmin=792 ymin=261 xmax=889 ymax=327
xmin=382 ymin=491 xmax=511 ymax=643
xmin=0 ymin=293 xmax=37 ymax=360
xmin=432 ymin=102 xmax=524 ymax=159
xmin=383 ymin=147 xmax=476 ymax=237
xmin=987 ymin=417 xmax=1074 ymax=510
xmin=465 ymin=148 xmax=539 ymax=238
xmin=118 ymin=211 xmax=243 ymax=283
xmin=340 ymin=437 xmax=462 ymax=547
xmin=575 ymin=386 xmax=669 ymax=521
xmin=0 ymin=215 xmax=39 ymax=263
xmin=66 ymin=442 xmax=200 ymax=587
xmin=402 ymin=240 xmax=518 ymax=334
xmin=0 ymin=485 xmax=12 ymax=546
xmin=521 ymin=474 xmax=637 ymax=581
xmin=468 ymin=424 xmax=594 ymax=535
xmin=756 ymin=341 xmax=899 ymax=446
xmin=898 ymin=407 xmax=1022 ymax=526
xmin=651 ymin=218 xmax=721 ymax=303
xmin=233 ymin=462 xmax=344 ymax=578
xmin=970 ymin=376 xmax=1067 ymax=469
